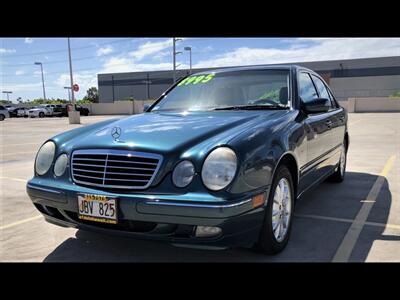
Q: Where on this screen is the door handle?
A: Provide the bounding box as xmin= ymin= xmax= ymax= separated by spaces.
xmin=326 ymin=120 xmax=333 ymax=128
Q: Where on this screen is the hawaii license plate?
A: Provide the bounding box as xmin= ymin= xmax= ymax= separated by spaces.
xmin=77 ymin=194 xmax=117 ymax=224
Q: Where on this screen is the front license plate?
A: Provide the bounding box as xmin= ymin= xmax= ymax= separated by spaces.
xmin=78 ymin=194 xmax=117 ymax=224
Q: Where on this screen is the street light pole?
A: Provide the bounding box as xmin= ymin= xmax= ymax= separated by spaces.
xmin=34 ymin=62 xmax=46 ymax=100
xmin=2 ymin=91 xmax=12 ymax=102
xmin=173 ymin=38 xmax=182 ymax=83
xmin=67 ymin=37 xmax=80 ymax=124
xmin=184 ymin=46 xmax=192 ymax=74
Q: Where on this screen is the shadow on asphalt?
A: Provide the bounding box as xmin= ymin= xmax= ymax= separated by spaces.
xmin=43 ymin=172 xmax=395 ymax=262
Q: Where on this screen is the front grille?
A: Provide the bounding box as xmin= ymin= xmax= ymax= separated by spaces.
xmin=71 ymin=149 xmax=162 ymax=189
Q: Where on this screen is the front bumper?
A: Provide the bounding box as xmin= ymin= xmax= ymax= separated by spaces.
xmin=27 ymin=178 xmax=268 ymax=249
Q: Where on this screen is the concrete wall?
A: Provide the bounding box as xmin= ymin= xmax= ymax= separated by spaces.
xmin=339 ymin=97 xmax=400 ymax=112
xmin=85 ymin=100 xmax=155 ymax=115
xmin=330 ymin=75 xmax=400 ymax=101
xmin=85 ymin=101 xmax=134 ymax=115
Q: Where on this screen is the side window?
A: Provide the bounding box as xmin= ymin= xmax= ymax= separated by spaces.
xmin=311 ymin=74 xmax=336 ymax=109
xmin=0 ymin=105 xmax=5 ymax=110
xmin=298 ymin=72 xmax=318 ymax=103
xmin=311 ymin=74 xmax=330 ymax=100
xmin=327 ymin=88 xmax=338 ymax=108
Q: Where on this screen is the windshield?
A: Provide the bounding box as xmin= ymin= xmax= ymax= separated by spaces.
xmin=151 ymin=69 xmax=290 ymax=112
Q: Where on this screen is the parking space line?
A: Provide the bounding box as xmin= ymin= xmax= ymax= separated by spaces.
xmin=0 ymin=176 xmax=28 ymax=183
xmin=0 ymin=215 xmax=42 ymax=230
xmin=349 ymin=119 xmax=362 ymax=126
xmin=295 ymin=213 xmax=400 ymax=231
xmin=332 ymin=155 xmax=396 ymax=262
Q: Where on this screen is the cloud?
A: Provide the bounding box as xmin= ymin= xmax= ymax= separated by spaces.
xmin=100 ymin=56 xmax=174 ymax=74
xmin=24 ymin=38 xmax=33 ymax=44
xmin=33 ymin=70 xmax=47 ymax=76
xmin=152 ymin=51 xmax=170 ymax=60
xmin=15 ymin=70 xmax=25 ymax=76
xmin=194 ymin=45 xmax=214 ymax=53
xmin=0 ymin=48 xmax=16 ymax=54
xmin=96 ymin=46 xmax=113 ymax=56
xmin=129 ymin=39 xmax=172 ymax=61
xmin=194 ymin=38 xmax=400 ymax=68
xmin=0 ymin=82 xmax=43 ymax=93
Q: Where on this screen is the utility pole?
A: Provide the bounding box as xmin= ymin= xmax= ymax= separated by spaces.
xmin=34 ymin=62 xmax=46 ymax=100
xmin=67 ymin=37 xmax=80 ymax=124
xmin=173 ymin=38 xmax=182 ymax=83
xmin=2 ymin=91 xmax=12 ymax=102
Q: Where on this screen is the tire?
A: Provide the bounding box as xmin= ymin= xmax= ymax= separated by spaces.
xmin=328 ymin=140 xmax=347 ymax=183
xmin=39 ymin=112 xmax=45 ymax=118
xmin=0 ymin=114 xmax=5 ymax=121
xmin=254 ymin=165 xmax=295 ymax=254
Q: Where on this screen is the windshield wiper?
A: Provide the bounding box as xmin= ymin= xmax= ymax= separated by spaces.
xmin=213 ymin=104 xmax=289 ymax=110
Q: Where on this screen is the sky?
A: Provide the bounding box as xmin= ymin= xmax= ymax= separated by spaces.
xmin=1 ymin=37 xmax=400 ymax=103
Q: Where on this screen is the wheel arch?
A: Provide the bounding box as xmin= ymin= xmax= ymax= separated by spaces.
xmin=344 ymin=131 xmax=349 ymax=151
xmin=272 ymin=152 xmax=299 ymax=199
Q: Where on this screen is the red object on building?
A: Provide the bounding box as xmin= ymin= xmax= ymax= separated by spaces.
xmin=73 ymin=84 xmax=79 ymax=92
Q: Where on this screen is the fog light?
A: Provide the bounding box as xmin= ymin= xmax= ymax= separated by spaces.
xmin=195 ymin=226 xmax=222 ymax=237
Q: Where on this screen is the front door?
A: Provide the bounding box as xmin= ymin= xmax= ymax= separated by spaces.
xmin=297 ymin=72 xmax=333 ymax=193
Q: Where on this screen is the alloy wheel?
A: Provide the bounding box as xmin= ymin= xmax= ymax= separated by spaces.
xmin=272 ymin=178 xmax=292 ymax=242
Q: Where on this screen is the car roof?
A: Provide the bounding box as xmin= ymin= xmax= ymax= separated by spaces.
xmin=193 ymin=64 xmax=315 ymax=75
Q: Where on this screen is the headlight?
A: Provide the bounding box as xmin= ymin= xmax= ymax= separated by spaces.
xmin=35 ymin=141 xmax=56 ymax=175
xmin=54 ymin=154 xmax=68 ymax=177
xmin=172 ymin=160 xmax=195 ymax=188
xmin=201 ymin=147 xmax=237 ymax=191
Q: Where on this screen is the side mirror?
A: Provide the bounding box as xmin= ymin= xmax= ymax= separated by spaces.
xmin=303 ymin=98 xmax=330 ymax=114
xmin=143 ymin=103 xmax=151 ymax=112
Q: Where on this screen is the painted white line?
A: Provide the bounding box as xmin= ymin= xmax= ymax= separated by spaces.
xmin=349 ymin=119 xmax=362 ymax=126
xmin=295 ymin=213 xmax=400 ymax=231
xmin=332 ymin=155 xmax=396 ymax=262
xmin=0 ymin=215 xmax=42 ymax=230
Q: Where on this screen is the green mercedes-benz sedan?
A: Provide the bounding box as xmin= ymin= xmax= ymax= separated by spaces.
xmin=27 ymin=65 xmax=348 ymax=254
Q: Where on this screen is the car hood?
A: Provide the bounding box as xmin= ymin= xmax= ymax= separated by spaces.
xmin=58 ymin=110 xmax=289 ymax=155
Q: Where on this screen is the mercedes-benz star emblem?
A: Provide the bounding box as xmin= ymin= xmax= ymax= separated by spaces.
xmin=111 ymin=127 xmax=122 ymax=141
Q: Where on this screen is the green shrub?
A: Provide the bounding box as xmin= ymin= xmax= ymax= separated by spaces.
xmin=389 ymin=91 xmax=400 ymax=98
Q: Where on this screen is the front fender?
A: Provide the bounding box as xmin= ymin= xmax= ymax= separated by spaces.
xmin=227 ymin=111 xmax=300 ymax=194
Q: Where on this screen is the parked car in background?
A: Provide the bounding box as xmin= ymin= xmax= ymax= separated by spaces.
xmin=17 ymin=107 xmax=30 ymax=118
xmin=5 ymin=106 xmax=18 ymax=117
xmin=0 ymin=105 xmax=10 ymax=121
xmin=28 ymin=104 xmax=60 ymax=118
xmin=28 ymin=106 xmax=48 ymax=118
xmin=27 ymin=65 xmax=348 ymax=254
xmin=53 ymin=104 xmax=65 ymax=117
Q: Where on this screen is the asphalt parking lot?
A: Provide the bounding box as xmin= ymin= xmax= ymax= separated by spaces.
xmin=1 ymin=113 xmax=399 ymax=262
